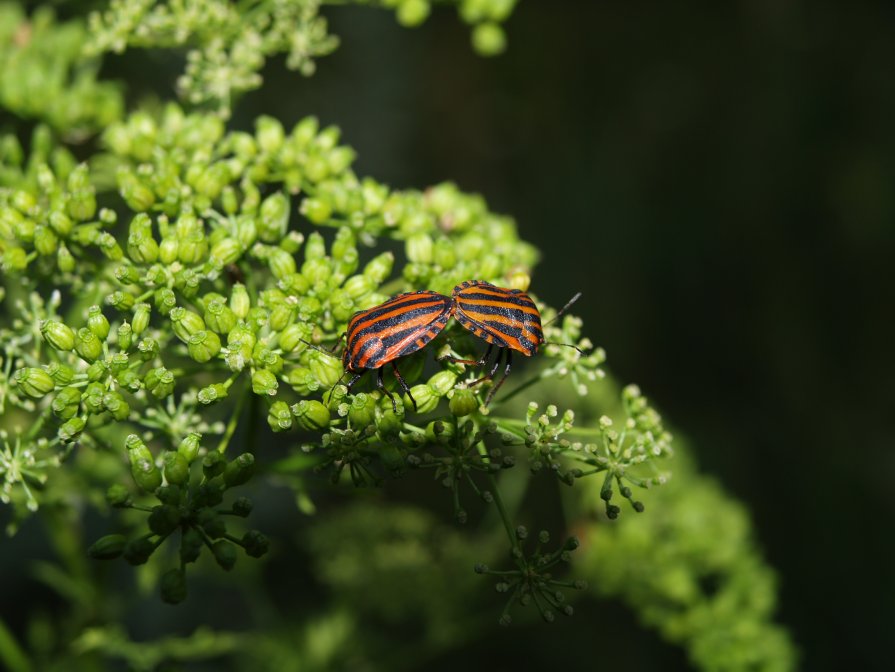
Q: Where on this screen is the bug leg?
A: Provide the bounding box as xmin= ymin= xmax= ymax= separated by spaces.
xmin=484 ymin=350 xmax=512 ymax=406
xmin=439 ymin=343 xmax=493 ymax=368
xmin=376 ymin=367 xmax=398 ymax=414
xmin=391 ymin=362 xmax=417 ymax=412
xmin=326 ymin=370 xmax=355 ymax=405
xmin=468 ymin=347 xmax=503 ymax=387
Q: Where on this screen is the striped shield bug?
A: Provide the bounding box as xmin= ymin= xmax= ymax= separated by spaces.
xmin=335 ymin=290 xmax=452 ymax=412
xmin=442 ymin=280 xmax=582 ymax=405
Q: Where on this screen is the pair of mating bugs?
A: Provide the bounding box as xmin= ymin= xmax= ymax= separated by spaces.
xmin=328 ymin=280 xmax=581 ymax=411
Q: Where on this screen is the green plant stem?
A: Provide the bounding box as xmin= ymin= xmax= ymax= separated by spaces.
xmin=214 ymin=382 xmax=248 ymax=454
xmin=0 ymin=619 xmax=31 ymax=672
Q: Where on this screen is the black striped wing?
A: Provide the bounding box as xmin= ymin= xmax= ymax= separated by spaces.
xmin=451 ymin=280 xmax=545 ymax=356
xmin=344 ymin=290 xmax=452 ymax=370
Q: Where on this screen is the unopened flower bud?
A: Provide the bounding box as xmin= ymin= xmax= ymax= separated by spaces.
xmin=126 ymin=435 xmax=161 ymax=492
xmin=13 ymin=367 xmax=56 ymax=398
xmin=241 ymin=530 xmax=269 ymax=558
xmin=159 ymin=568 xmax=187 ymax=604
xmin=154 ymin=288 xmax=177 ymax=316
xmin=188 ymin=330 xmax=222 ymax=363
xmin=148 ymin=504 xmax=181 ymax=536
xmin=268 ymin=401 xmax=294 ymax=432
xmin=251 ymin=369 xmax=279 ymax=396
xmin=212 ymin=540 xmax=237 ymax=571
xmin=87 ymin=305 xmax=110 ymax=340
xmin=259 ymin=192 xmax=290 ymax=242
xmin=74 ymin=328 xmax=103 ymax=361
xmin=291 ymin=400 xmax=331 ymax=431
xmin=204 ymin=299 xmax=238 ymax=334
xmin=163 ymin=451 xmax=190 ymax=486
xmin=202 ymin=451 xmax=226 ymax=479
xmin=144 ymin=366 xmax=175 ymax=399
xmin=363 ymin=252 xmax=394 ymax=282
xmin=198 ymin=382 xmax=228 ymax=405
xmin=88 ymin=534 xmax=127 ymax=560
xmin=169 ymin=307 xmax=206 ymax=342
xmin=106 ymin=484 xmax=130 ymax=508
xmin=103 ymin=391 xmax=131 ymax=421
xmin=347 ymin=393 xmax=376 ymax=428
xmin=45 ymin=362 xmax=75 ymax=385
xmin=427 ymin=370 xmax=458 ymax=396
xmin=449 ymin=388 xmax=479 ymax=417
xmin=223 ymin=453 xmax=255 ymax=487
xmin=230 ymin=283 xmax=250 ymax=319
xmin=309 ymin=350 xmax=343 ymax=388
xmin=41 ymin=320 xmax=75 ymax=351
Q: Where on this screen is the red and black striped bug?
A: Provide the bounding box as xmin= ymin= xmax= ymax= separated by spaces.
xmin=441 ymin=280 xmax=582 ymax=405
xmin=337 ymin=289 xmax=453 ymax=412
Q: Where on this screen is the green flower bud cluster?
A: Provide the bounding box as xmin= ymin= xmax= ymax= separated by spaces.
xmin=475 ymin=528 xmax=585 ymax=625
xmin=88 ymin=432 xmax=267 ymax=604
xmin=0 ymin=5 xmax=122 ymax=138
xmin=0 ymin=430 xmax=61 ymax=531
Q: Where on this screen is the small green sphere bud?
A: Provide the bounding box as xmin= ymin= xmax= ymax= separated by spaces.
xmin=51 ymin=386 xmax=81 ymax=420
xmin=269 ymin=303 xmax=295 ymax=332
xmin=123 ymin=537 xmax=156 ymax=566
xmin=45 ymin=362 xmax=74 ymax=386
xmin=127 ymin=437 xmax=162 ymax=493
xmin=223 ymin=453 xmax=255 ymax=487
xmin=347 ymin=393 xmax=377 ymax=428
xmin=377 ymin=403 xmax=404 ymax=436
xmin=256 ymin=116 xmax=285 ymax=153
xmin=106 ymin=484 xmax=131 ymax=508
xmin=158 ymin=237 xmax=179 ymax=264
xmin=88 ymin=534 xmax=127 ymax=560
xmin=242 ymin=530 xmax=269 ymax=558
xmin=144 ymin=367 xmax=175 ymax=399
xmin=212 ymin=540 xmax=237 ymax=571
xmin=103 ymin=391 xmax=131 ymax=421
xmin=200 ymin=510 xmax=227 ymax=539
xmin=198 ymin=382 xmax=229 ymax=405
xmin=58 ymin=416 xmax=86 ymax=443
xmin=34 ymin=225 xmax=58 ymax=256
xmin=87 ymin=305 xmax=110 ymax=340
xmin=232 ymin=497 xmax=253 ymax=517
xmin=160 ymin=568 xmax=187 ymax=604
xmin=117 ymin=322 xmax=133 ymax=350
xmin=13 ymin=367 xmax=56 ymax=398
xmin=132 ymin=303 xmax=151 ymax=335
xmin=205 ymin=300 xmax=237 ymax=334
xmin=156 ymin=484 xmax=182 ymax=505
xmin=74 ymin=328 xmax=103 ymax=361
xmin=363 ymin=252 xmax=394 ymax=283
xmin=278 ymin=323 xmax=311 ymax=353
xmin=169 ymin=307 xmax=206 ymax=342
xmin=105 ymin=290 xmax=136 ymax=312
xmin=425 ymin=419 xmax=457 ymax=445
xmin=397 ymin=0 xmax=430 ymax=26
xmin=188 ymin=330 xmax=222 ymax=363
xmin=154 ymin=288 xmax=177 ymax=316
xmin=148 ymin=504 xmax=181 ymax=536
xmin=342 ymin=275 xmax=375 ymax=300
xmin=177 ymin=433 xmax=202 ymax=464
xmin=268 ymin=247 xmax=297 ymax=280
xmin=57 ymin=244 xmax=75 ymax=272
xmin=49 ymin=211 xmax=73 ymax=236
xmin=163 ymin=451 xmax=190 ymax=486
xmin=405 ymin=384 xmax=438 ymax=414
xmin=427 ymin=370 xmax=458 ymax=396
xmin=309 ymin=351 xmax=343 ymax=389
xmin=210 ymin=237 xmax=242 ymax=266
xmin=291 ymin=400 xmax=331 ymax=431
xmin=251 ymin=368 xmax=279 ymax=396
xmin=259 ymin=192 xmax=290 ymax=242
xmin=449 ymin=388 xmax=479 ymax=417
xmin=406 ymin=232 xmax=434 ymax=264
xmin=203 ymin=451 xmax=226 ymax=479
xmin=230 ymin=283 xmax=250 ymax=319
xmin=472 ymin=22 xmax=507 ymax=56
xmin=300 ymin=197 xmax=332 ymax=225
xmin=268 ymin=400 xmax=294 ymax=432
xmin=119 ymin=171 xmax=156 ymax=211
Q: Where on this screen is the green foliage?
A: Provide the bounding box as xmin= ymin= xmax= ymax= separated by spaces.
xmin=0 ymin=1 xmax=796 ymax=670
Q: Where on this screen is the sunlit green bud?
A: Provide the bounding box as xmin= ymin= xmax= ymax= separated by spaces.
xmin=426 ymin=419 xmax=457 ymax=445
xmin=127 ymin=435 xmax=162 ymax=492
xmin=300 ymin=234 xmax=324 ymax=264
xmin=33 ymin=225 xmax=58 ymax=256
xmin=178 ymin=433 xmax=202 ymax=464
xmin=191 ymin=161 xmax=230 ymax=199
xmin=123 ymin=538 xmax=156 ymax=566
xmin=11 ymin=188 xmax=36 ymax=213
xmin=47 ymin=211 xmax=73 ymax=237
xmin=223 ymin=453 xmax=255 ymax=488
xmin=56 ymin=244 xmax=75 ymax=272
xmin=326 ymin=289 xmax=353 ymax=322
xmin=377 ymin=404 xmax=404 ymax=436
xmin=478 ymin=254 xmax=502 ymax=279
xmin=41 ymin=320 xmax=75 ymax=351
xmin=211 ymin=540 xmax=237 ymax=571
xmin=106 ymin=291 xmax=136 ymax=312
xmin=180 ymin=528 xmax=203 ymax=564
xmin=154 ymin=288 xmax=177 ymax=316
xmin=406 ymin=232 xmax=434 ymax=264
xmin=106 ymin=484 xmax=131 ymax=508
xmin=87 ymin=305 xmax=111 ymax=340
xmin=277 ymin=323 xmax=310 ymax=353
xmin=341 ymin=275 xmax=373 ymax=301
xmin=363 ymin=252 xmax=394 ymax=282
xmin=240 ymin=530 xmax=268 ymax=558
xmin=256 ymin=116 xmax=285 ymax=153
xmin=327 ymin=145 xmax=356 ymax=174
xmin=160 ymin=451 xmax=190 ymax=487
xmin=118 ymin=369 xmax=141 ymax=392
xmin=268 ymin=400 xmax=294 ymax=432
xmin=258 ymin=192 xmax=290 ymax=242
xmin=128 ymin=304 xmax=149 ymax=336
xmin=108 ymin=352 xmax=129 ymax=374
xmin=304 ymin=152 xmax=329 ymax=183
xmin=158 ymin=237 xmax=179 ymax=264
xmin=115 ymin=264 xmax=141 ymax=285
xmin=505 ymin=269 xmax=531 ymax=292
xmin=348 ymin=393 xmax=377 ymax=428
xmin=202 ymin=300 xmax=235 ymax=335
xmin=137 ymin=337 xmax=160 ymax=361
xmin=449 ymin=388 xmax=479 ymax=417
xmin=144 ymin=367 xmax=175 ymax=399
xmin=45 ymin=362 xmax=75 ymax=385
xmin=119 ymin=171 xmax=155 ymax=211
xmin=457 ymin=232 xmax=485 ymax=259
xmin=428 ymin=370 xmax=458 ymax=396
xmin=252 ymin=369 xmax=279 ymax=396
xmin=291 ymin=116 xmax=319 ymax=148
xmin=88 ymin=534 xmax=127 ymax=560
xmin=3 ymin=246 xmax=27 ymax=271
xmin=245 ymin=306 xmax=269 ymax=332
xmin=96 ymin=231 xmax=124 ymax=261
xmin=177 ymin=236 xmax=207 ymax=266
xmin=226 ymin=327 xmax=255 ymax=370
xmin=127 ymin=215 xmax=159 ymax=264
xmin=86 ymin=360 xmax=107 ymax=382
xmin=74 ymin=328 xmax=103 ymax=361
xmin=58 ymin=416 xmax=86 ymax=443
xmin=230 ymin=498 xmax=252 ymax=518
xmin=160 ymin=568 xmax=187 ymax=604
xmin=329 ymin=228 xmax=354 ymax=261
xmin=472 ymin=22 xmax=507 ymax=56
xmin=148 ymin=504 xmax=181 ymax=536
xmin=51 ymin=386 xmax=81 ymax=420
xmin=202 ymin=451 xmax=226 ymax=480
xmin=300 ymin=259 xmax=331 ymax=287
xmin=230 ymin=283 xmax=250 ymax=319
xmin=269 ymin=303 xmax=295 ymax=332
xmin=309 ymin=350 xmax=343 ymax=388
xmin=405 ymin=384 xmax=438 ymax=414
xmin=284 ymin=366 xmax=318 ymax=395
xmin=104 ymin=391 xmax=131 ymax=421
xmin=198 ymin=382 xmax=228 ymax=405
xmin=397 ymin=0 xmax=431 ymax=26
xmin=210 ymin=237 xmax=242 ymax=266
xmin=291 ymin=399 xmax=331 ymax=431
xmin=169 ymin=307 xmax=206 ymax=342
xmin=187 ymin=330 xmax=222 ymax=363
xmin=253 ymin=346 xmax=283 ymax=374
xmin=266 ymin=247 xmax=295 ymax=280
xmin=300 ymin=197 xmax=332 ymax=225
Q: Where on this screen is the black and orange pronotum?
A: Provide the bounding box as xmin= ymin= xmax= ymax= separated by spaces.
xmin=442 ymin=280 xmax=582 ymax=405
xmin=338 ymin=290 xmax=452 ymax=412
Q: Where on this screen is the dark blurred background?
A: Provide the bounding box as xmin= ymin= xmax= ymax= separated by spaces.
xmin=231 ymin=2 xmax=892 ymax=669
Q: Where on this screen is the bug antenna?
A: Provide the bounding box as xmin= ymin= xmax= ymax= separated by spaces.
xmin=544 ymin=341 xmax=584 ymax=354
xmin=299 ymin=338 xmax=340 ymax=360
xmin=543 ymin=291 xmax=582 ymax=327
